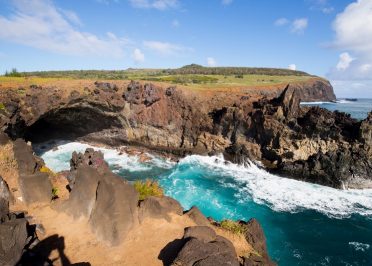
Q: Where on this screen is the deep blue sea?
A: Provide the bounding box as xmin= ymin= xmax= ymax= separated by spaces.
xmin=300 ymin=98 xmax=372 ymax=120
xmin=35 ymin=101 xmax=372 ymax=265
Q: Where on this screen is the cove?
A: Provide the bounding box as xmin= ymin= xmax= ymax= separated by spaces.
xmin=36 ymin=141 xmax=372 ymax=266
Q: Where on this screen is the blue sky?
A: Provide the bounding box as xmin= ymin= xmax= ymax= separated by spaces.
xmin=0 ymin=0 xmax=371 ymax=97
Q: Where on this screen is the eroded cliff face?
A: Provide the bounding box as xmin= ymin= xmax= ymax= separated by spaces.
xmin=0 ymin=77 xmax=370 ymax=188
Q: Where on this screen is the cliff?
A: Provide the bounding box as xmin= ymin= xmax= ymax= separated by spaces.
xmin=0 ymin=134 xmax=275 ymax=265
xmin=0 ymin=76 xmax=370 ymax=189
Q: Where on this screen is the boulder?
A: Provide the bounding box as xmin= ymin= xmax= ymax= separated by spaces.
xmin=184 ymin=206 xmax=210 ymax=226
xmin=18 ymin=172 xmax=52 ymax=205
xmin=138 ymin=196 xmax=183 ymax=223
xmin=63 ymin=156 xmax=139 ymax=246
xmin=0 ymin=177 xmax=11 ymax=218
xmin=62 ymin=166 xmax=100 ymax=219
xmin=12 ymin=139 xmax=42 ymax=175
xmin=183 ymin=226 xmax=216 ymax=243
xmin=171 ymin=226 xmax=239 ymax=266
xmin=0 ymin=215 xmax=28 ymax=266
xmin=0 ymin=132 xmax=10 ymax=145
xmin=89 ymin=173 xmax=139 ymax=246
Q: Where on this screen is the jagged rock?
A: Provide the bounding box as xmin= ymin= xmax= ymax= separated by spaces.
xmin=19 ymin=173 xmax=52 ymax=205
xmin=360 ymin=112 xmax=372 ymax=145
xmin=241 ymin=219 xmax=276 ymax=266
xmin=63 ymin=150 xmax=139 ymax=246
xmin=89 ymin=173 xmax=138 ymax=246
xmin=69 ymin=148 xmax=109 ymax=188
xmin=171 ymin=226 xmax=239 ymax=266
xmin=0 ymin=132 xmax=10 ymax=145
xmin=138 ymin=196 xmax=183 ymax=223
xmin=12 ymin=139 xmax=52 ymax=205
xmin=62 ymin=165 xmax=100 ymax=219
xmin=12 ymin=139 xmax=42 ymax=175
xmin=0 ymin=176 xmax=10 ymax=218
xmin=184 ymin=206 xmax=210 ymax=226
xmin=123 ymin=81 xmax=161 ymax=106
xmin=0 ymin=214 xmax=28 ymax=266
xmin=183 ymin=226 xmax=216 ymax=243
xmin=94 ymin=81 xmax=118 ymax=92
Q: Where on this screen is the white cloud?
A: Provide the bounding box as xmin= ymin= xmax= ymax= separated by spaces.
xmin=336 ymin=52 xmax=354 ymax=71
xmin=207 ymin=57 xmax=217 ymax=67
xmin=291 ymin=18 xmax=308 ymax=34
xmin=60 ymin=9 xmax=82 ymax=26
xmin=172 ymin=19 xmax=179 ymax=27
xmin=222 ymin=0 xmax=233 ymax=5
xmin=0 ymin=0 xmax=128 ymax=57
xmin=132 ymin=48 xmax=145 ymax=63
xmin=274 ymin=18 xmax=289 ymax=26
xmin=308 ymin=0 xmax=334 ymax=14
xmin=129 ymin=0 xmax=179 ymax=10
xmin=328 ymin=0 xmax=372 ymax=81
xmin=288 ymin=64 xmax=296 ymax=71
xmin=143 ymin=41 xmax=192 ymax=55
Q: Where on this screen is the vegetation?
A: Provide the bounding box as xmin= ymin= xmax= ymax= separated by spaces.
xmin=134 ymin=179 xmax=164 ymax=201
xmin=40 ymin=165 xmax=56 ymax=176
xmin=167 ymin=64 xmax=310 ymax=76
xmin=220 ymin=219 xmax=247 ymax=235
xmin=4 ymin=68 xmax=23 ymax=77
xmin=0 ymin=103 xmax=5 ymax=111
xmin=52 ymin=187 xmax=59 ymax=200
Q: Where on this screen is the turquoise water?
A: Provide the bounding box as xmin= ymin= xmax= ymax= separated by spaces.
xmin=300 ymin=99 xmax=372 ymax=120
xmin=36 ymin=142 xmax=372 ymax=266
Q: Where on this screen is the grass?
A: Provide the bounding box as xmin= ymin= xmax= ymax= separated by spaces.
xmin=133 ymin=179 xmax=164 ymax=201
xmin=220 ymin=219 xmax=247 ymax=235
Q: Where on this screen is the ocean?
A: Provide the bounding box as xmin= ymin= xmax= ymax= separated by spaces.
xmin=300 ymin=98 xmax=372 ymax=120
xmin=35 ymin=100 xmax=372 ymax=266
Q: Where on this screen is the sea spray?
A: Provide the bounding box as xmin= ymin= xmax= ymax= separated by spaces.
xmin=36 ymin=141 xmax=372 ymax=265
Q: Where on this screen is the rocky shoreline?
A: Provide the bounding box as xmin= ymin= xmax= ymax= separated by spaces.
xmin=0 ymin=78 xmax=370 ymax=189
xmin=0 ymin=133 xmax=275 ymax=265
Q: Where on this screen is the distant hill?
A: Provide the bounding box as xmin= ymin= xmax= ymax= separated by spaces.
xmin=6 ymin=64 xmax=310 ymax=80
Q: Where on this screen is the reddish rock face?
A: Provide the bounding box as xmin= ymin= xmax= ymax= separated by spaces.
xmin=0 ymin=79 xmax=370 ymax=188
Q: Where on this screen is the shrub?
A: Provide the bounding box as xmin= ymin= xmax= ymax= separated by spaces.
xmin=220 ymin=219 xmax=247 ymax=235
xmin=134 ymin=179 xmax=164 ymax=201
xmin=0 ymin=103 xmax=5 ymax=111
xmin=40 ymin=165 xmax=56 ymax=176
xmin=52 ymin=187 xmax=59 ymax=200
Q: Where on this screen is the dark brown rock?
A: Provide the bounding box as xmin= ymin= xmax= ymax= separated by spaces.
xmin=19 ymin=173 xmax=52 ymax=205
xmin=184 ymin=206 xmax=210 ymax=226
xmin=183 ymin=226 xmax=216 ymax=243
xmin=138 ymin=196 xmax=183 ymax=223
xmin=171 ymin=226 xmax=239 ymax=266
xmin=0 ymin=177 xmax=10 ymax=218
xmin=0 ymin=215 xmax=28 ymax=266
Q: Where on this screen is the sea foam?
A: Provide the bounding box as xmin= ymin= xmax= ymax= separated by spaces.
xmin=38 ymin=141 xmax=372 ymax=218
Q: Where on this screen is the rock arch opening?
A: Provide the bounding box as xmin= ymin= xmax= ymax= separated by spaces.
xmin=23 ymin=106 xmax=122 ymax=143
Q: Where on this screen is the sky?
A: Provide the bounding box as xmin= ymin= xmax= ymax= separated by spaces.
xmin=0 ymin=0 xmax=371 ymax=98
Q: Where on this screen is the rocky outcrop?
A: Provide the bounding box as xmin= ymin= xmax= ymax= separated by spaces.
xmin=240 ymin=219 xmax=276 ymax=266
xmin=171 ymin=226 xmax=240 ymax=266
xmin=291 ymin=79 xmax=336 ymax=102
xmin=62 ymin=150 xmax=139 ymax=246
xmin=12 ymin=139 xmax=52 ymax=204
xmin=0 ymin=214 xmax=29 ymax=266
xmin=138 ymin=196 xmax=183 ymax=223
xmin=0 ymin=78 xmax=369 ymax=188
xmin=0 ymin=176 xmax=10 ymax=217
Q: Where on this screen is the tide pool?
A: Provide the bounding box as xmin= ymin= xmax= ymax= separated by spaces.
xmin=36 ymin=141 xmax=372 ymax=266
